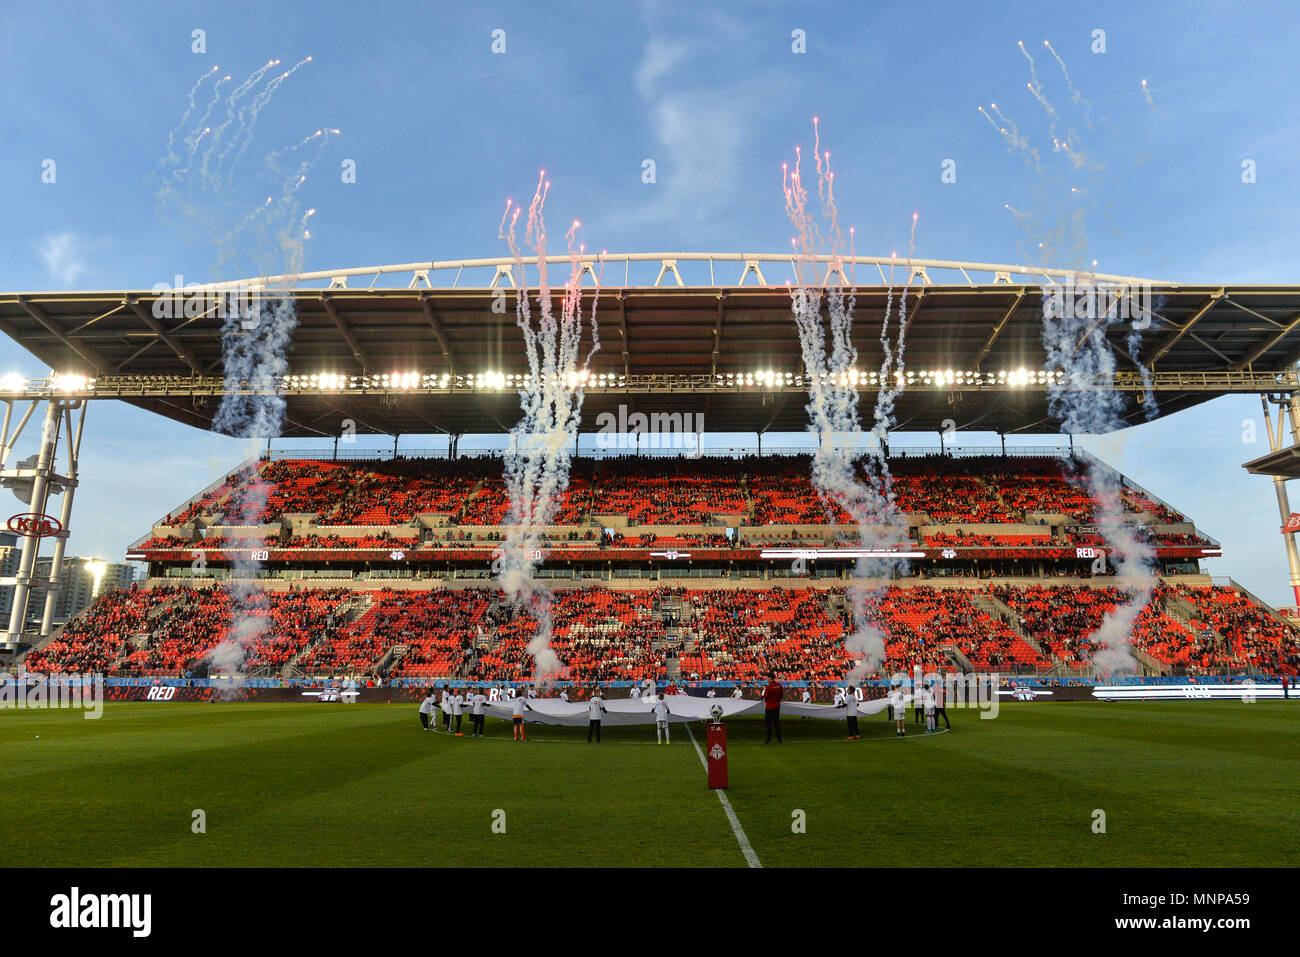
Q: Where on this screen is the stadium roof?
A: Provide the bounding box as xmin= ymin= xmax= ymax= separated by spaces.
xmin=1 ymin=254 xmax=1298 ymax=437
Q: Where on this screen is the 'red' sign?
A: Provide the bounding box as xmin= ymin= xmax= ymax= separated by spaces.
xmin=1283 ymin=513 xmax=1300 ymax=534
xmin=8 ymin=513 xmax=62 ymax=538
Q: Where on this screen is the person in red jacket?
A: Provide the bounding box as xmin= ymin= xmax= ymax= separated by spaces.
xmin=763 ymin=674 xmax=784 ymax=744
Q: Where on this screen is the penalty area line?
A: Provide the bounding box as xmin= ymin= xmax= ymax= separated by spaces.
xmin=686 ymin=723 xmax=762 ymax=869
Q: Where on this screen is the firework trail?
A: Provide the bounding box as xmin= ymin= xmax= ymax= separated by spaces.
xmin=783 ymin=121 xmax=914 ymax=681
xmin=495 ymin=174 xmax=601 ymax=681
xmin=1044 ymin=40 xmax=1093 ymax=129
xmin=223 ymin=57 xmax=314 ymax=182
xmin=154 ymin=58 xmax=329 ymax=692
xmin=984 ymin=102 xmax=1041 ymax=168
xmin=982 ymin=43 xmax=1163 ymax=673
xmin=166 ymin=71 xmax=232 ymax=182
xmin=1141 ymin=78 xmax=1157 ymax=110
xmin=164 ymin=66 xmax=219 ymax=166
xmin=158 ymin=58 xmax=328 ymax=272
xmin=195 ymin=59 xmax=280 ymax=189
xmin=1019 ymin=40 xmax=1059 ymax=126
xmin=1020 ymin=40 xmax=1094 ymax=169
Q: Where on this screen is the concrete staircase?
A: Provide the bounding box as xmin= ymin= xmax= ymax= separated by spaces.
xmin=453 ymin=478 xmax=488 ymax=525
xmin=1161 ymin=590 xmax=1223 ymax=644
xmin=1227 ymin=578 xmax=1295 ymax=629
xmin=974 ymin=474 xmax=1016 ymax=519
xmin=375 ymin=644 xmax=408 ymax=675
xmin=970 ymin=592 xmax=1058 ymax=665
xmin=281 ymin=591 xmax=376 ymax=676
xmin=940 ymin=644 xmax=974 ymax=673
xmin=1129 ymin=646 xmax=1168 ymax=676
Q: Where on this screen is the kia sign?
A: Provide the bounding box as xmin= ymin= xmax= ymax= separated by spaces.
xmin=8 ymin=513 xmax=62 ymax=538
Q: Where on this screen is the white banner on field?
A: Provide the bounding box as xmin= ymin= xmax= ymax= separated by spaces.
xmin=484 ymin=693 xmax=910 ymax=727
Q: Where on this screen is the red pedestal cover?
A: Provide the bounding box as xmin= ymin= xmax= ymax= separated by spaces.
xmin=706 ymin=722 xmax=728 ymax=789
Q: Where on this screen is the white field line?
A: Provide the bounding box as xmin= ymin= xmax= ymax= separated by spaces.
xmin=686 ymin=723 xmax=762 ymax=869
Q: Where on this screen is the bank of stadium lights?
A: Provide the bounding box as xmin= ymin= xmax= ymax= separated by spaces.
xmin=226 ymin=366 xmax=1060 ymax=395
xmin=707 ymin=368 xmax=1066 ymax=391
xmin=3 ymin=373 xmax=97 ymax=394
xmin=280 ymin=372 xmax=454 ymax=392
xmin=52 ymin=373 xmax=94 ymax=393
xmin=379 ymin=372 xmax=421 ymax=390
xmin=998 ymin=368 xmax=1061 ymax=387
xmin=282 ymin=373 xmax=349 ymax=391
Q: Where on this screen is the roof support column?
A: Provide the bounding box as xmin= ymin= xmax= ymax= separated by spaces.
xmin=3 ymin=400 xmax=61 ymax=649
xmin=1262 ymin=394 xmax=1300 ymax=606
xmin=39 ymin=402 xmax=86 ymax=637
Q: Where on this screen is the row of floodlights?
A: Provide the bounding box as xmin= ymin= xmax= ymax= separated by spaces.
xmin=0 ymin=369 xmax=1063 ymax=396
xmin=729 ymin=368 xmax=1064 ymax=388
xmin=0 ymin=373 xmax=95 ymax=394
xmin=280 ymin=370 xmax=629 ymax=391
xmin=277 ymin=369 xmax=1064 ymax=391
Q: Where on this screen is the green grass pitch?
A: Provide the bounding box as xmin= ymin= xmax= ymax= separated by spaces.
xmin=5 ymin=700 xmax=1297 ymax=867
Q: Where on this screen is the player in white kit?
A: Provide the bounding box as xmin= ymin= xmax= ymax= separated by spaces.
xmin=586 ymin=692 xmax=608 ymax=743
xmin=511 ymin=693 xmax=530 ymax=742
xmin=839 ymin=685 xmax=860 ymax=739
xmin=890 ymin=686 xmax=907 ymax=737
xmin=653 ymin=694 xmax=670 ymax=743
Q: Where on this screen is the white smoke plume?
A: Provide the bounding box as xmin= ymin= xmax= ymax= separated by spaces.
xmin=783 ymin=121 xmax=915 ymax=681
xmin=1042 ymin=285 xmax=1159 ymax=674
xmin=495 ymin=174 xmax=601 ymax=682
xmin=202 ymin=289 xmax=300 ymax=695
xmin=154 ymin=60 xmax=331 ymax=692
xmin=986 ymin=43 xmax=1163 ymax=674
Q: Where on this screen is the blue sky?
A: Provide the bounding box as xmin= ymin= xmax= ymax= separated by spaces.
xmin=0 ymin=1 xmax=1297 ymax=601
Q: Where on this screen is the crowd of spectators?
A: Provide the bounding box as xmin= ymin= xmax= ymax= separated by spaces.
xmin=28 ymin=582 xmax=1296 ymax=680
xmin=925 ymin=531 xmax=1052 ymax=548
xmin=855 ymin=586 xmax=1050 ymax=672
xmin=151 ymin=454 xmax=1200 ymax=551
xmin=678 ymin=588 xmax=855 ymax=681
xmin=1173 ymin=584 xmax=1300 ymax=672
xmin=28 ymin=586 xmax=353 ymax=675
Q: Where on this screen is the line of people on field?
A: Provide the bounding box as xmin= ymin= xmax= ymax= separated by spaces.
xmin=417 ymin=678 xmax=954 ymax=744
xmin=418 ymin=685 xmax=525 ymax=739
xmin=886 ymin=681 xmax=950 ymax=737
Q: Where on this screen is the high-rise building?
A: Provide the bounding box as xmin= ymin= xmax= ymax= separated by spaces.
xmin=0 ymin=531 xmax=19 ymax=620
xmin=29 ymin=557 xmax=136 ymax=626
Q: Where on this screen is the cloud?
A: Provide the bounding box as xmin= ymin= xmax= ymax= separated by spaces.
xmin=35 ymin=232 xmax=106 ymax=287
xmin=643 ymin=93 xmax=749 ymax=225
xmin=635 ymin=35 xmax=693 ymax=97
xmin=625 ymin=18 xmax=794 ymax=232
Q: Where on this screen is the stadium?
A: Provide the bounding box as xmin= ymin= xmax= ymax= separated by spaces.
xmin=2 ymin=6 xmax=1296 ymax=921
xmin=2 ymin=253 xmax=1298 ymax=875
